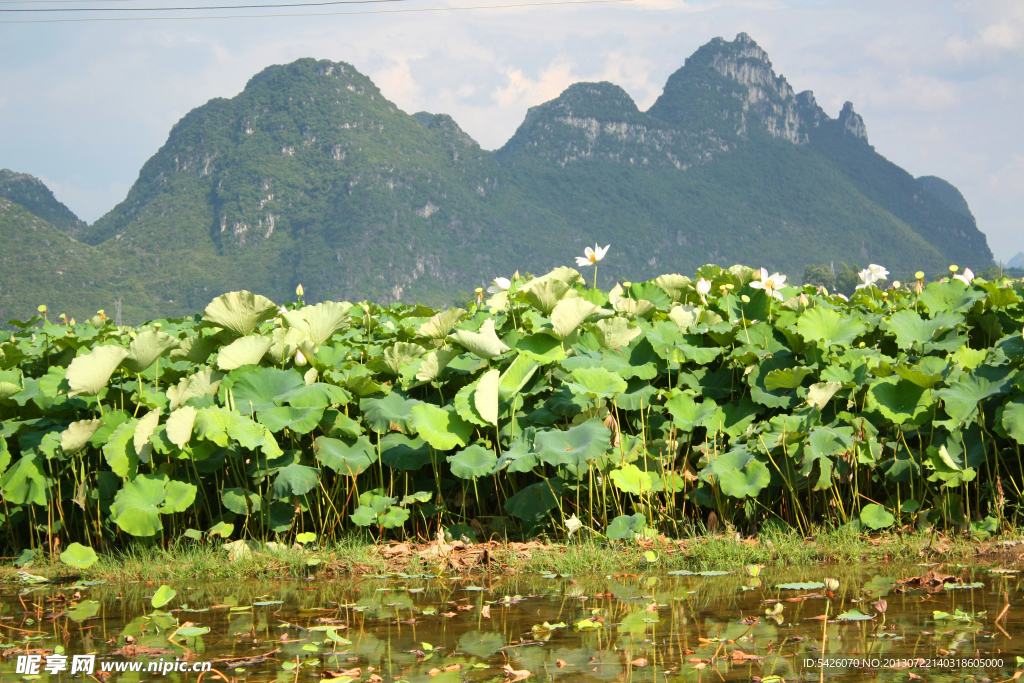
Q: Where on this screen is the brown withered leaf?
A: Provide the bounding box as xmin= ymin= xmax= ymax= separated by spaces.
xmin=503 ymin=665 xmax=532 ymax=682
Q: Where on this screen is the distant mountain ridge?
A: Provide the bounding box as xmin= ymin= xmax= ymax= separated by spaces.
xmin=0 ymin=33 xmax=994 ymax=322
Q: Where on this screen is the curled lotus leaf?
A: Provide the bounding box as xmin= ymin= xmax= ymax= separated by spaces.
xmin=203 ymin=290 xmax=278 ymax=337
xmin=67 ymin=345 xmax=129 ymax=397
xmin=59 ymin=543 xmax=98 ymax=569
xmin=122 ymin=330 xmax=180 ymax=374
xmin=282 ymin=301 xmax=352 ymax=344
xmin=216 ymin=335 xmax=273 ymax=371
xmin=61 ymin=419 xmax=101 ymax=455
xmin=448 ymin=319 xmax=511 ymax=359
xmin=796 ymin=306 xmax=868 ymax=348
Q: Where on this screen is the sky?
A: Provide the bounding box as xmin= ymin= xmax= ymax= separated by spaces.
xmin=1 ymin=0 xmax=1022 ymax=261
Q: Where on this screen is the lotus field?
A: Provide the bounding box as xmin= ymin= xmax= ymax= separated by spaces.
xmin=2 ymin=262 xmax=1023 ymax=561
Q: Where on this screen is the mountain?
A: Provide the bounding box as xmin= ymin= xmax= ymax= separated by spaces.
xmin=0 ymin=169 xmax=88 ymax=238
xmin=2 ymin=33 xmax=993 ymax=322
xmin=1009 ymin=252 xmax=1024 ymax=269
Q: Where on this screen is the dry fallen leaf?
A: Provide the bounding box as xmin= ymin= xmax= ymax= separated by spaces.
xmin=367 ymin=675 xmax=383 ymax=683
xmin=443 ymin=665 xmax=461 ymax=672
xmin=556 ymin=660 xmax=567 ymax=669
xmin=428 ymin=669 xmax=441 ymax=676
xmin=481 ymin=605 xmax=491 ymax=618
xmin=630 ymin=658 xmax=648 ymax=667
xmin=503 ymin=665 xmax=532 ymax=682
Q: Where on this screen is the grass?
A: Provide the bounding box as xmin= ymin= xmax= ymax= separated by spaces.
xmin=4 ymin=526 xmax=1019 ymax=583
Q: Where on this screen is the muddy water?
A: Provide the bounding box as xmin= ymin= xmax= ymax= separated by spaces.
xmin=1 ymin=564 xmax=1021 ymax=682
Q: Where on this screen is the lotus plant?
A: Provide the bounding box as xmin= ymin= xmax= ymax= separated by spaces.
xmin=953 ymin=267 xmax=975 ymax=285
xmin=575 ymin=243 xmax=609 ymax=289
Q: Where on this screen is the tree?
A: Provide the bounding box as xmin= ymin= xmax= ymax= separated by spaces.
xmin=803 ymin=264 xmax=836 ymax=291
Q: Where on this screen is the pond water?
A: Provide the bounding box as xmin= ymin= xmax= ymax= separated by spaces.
xmin=2 ymin=564 xmax=1021 ymax=682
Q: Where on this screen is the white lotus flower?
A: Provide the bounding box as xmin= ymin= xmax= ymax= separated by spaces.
xmin=294 ymin=349 xmax=307 ymax=366
xmin=749 ymin=272 xmax=786 ymax=300
xmin=753 ymin=267 xmax=769 ymax=282
xmin=575 ymin=243 xmax=610 ymax=267
xmin=867 ymin=264 xmax=889 ymax=281
xmin=836 ymin=293 xmax=849 ymax=301
xmin=696 ymin=277 xmax=712 ymax=296
xmin=952 ymin=267 xmax=975 ymax=285
xmin=855 ymin=268 xmax=877 ymax=290
xmin=487 ymin=277 xmax=511 ymax=294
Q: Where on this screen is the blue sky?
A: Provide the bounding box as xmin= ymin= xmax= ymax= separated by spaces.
xmin=1 ymin=0 xmax=1021 ymax=260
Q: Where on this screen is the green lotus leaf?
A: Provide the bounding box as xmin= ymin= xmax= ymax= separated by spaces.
xmin=565 ymin=367 xmax=627 ymax=398
xmin=806 ymin=381 xmax=842 ymax=411
xmin=167 ymin=367 xmax=222 ymax=411
xmin=169 ymin=336 xmax=218 ymax=365
xmin=265 ymin=327 xmax=306 ymax=365
xmin=893 ymin=364 xmax=944 ymax=388
xmin=494 ymin=438 xmax=539 ymax=474
xmin=885 ymin=309 xmax=960 ymax=350
xmin=416 ymin=307 xmax=466 ymax=340
xmin=535 ymin=419 xmax=610 ymax=475
xmin=609 ymin=464 xmax=653 ymax=495
xmin=1002 ymin=400 xmax=1024 ymax=444
xmin=61 ymin=419 xmax=101 ymax=455
xmin=776 ymin=581 xmax=824 ymax=590
xmin=447 ymin=444 xmax=497 ymax=480
xmin=518 ymin=276 xmax=572 ymax=315
xmin=351 ymin=505 xmax=378 ymax=527
xmin=926 ymin=444 xmax=977 ymax=487
xmin=122 ymin=330 xmax=180 ymax=374
xmin=836 ymin=609 xmax=874 ymax=621
xmin=282 ymin=301 xmax=352 ymax=344
xmin=202 ymin=290 xmax=278 ymax=337
xmin=415 ymin=348 xmax=461 ymax=382
xmin=383 ymin=342 xmax=427 ymax=376
xmin=665 ymin=393 xmax=718 ymax=432
xmin=796 ymin=306 xmax=868 ymax=348
xmin=59 ymin=542 xmax=98 ymax=569
xmin=134 ymin=409 xmax=161 ymax=456
xmin=67 ymin=345 xmax=129 ymax=397
xmin=718 ymin=396 xmax=762 ymax=437
xmin=161 ymin=480 xmax=197 ymax=514
xmin=451 ymin=382 xmax=483 ymax=431
xmin=166 ymin=406 xmax=198 ymax=449
xmin=551 ymin=297 xmax=600 ymax=339
xmin=282 ymin=382 xmax=350 ymax=409
xmin=151 ymin=585 xmax=177 ymax=609
xmin=208 ymin=521 xmax=234 ymax=538
xmin=222 ymin=487 xmax=262 ymax=515
xmin=860 ymin=503 xmax=895 ymax=530
xmin=880 ymin=445 xmax=921 ymax=482
xmin=0 ymin=369 xmax=23 ymax=400
xmin=0 ymin=453 xmax=46 ymax=505
xmin=764 ymin=367 xmax=813 ymax=391
xmin=230 ymin=368 xmax=305 ymax=415
xmin=615 ymin=378 xmax=658 ymax=411
xmin=273 ymin=464 xmax=321 ymax=498
xmin=607 ymin=513 xmax=646 ymax=541
xmin=67 ymin=601 xmax=101 ymax=622
xmin=448 ymin=319 xmax=510 ymax=359
xmin=103 ymin=419 xmax=140 ymax=478
xmin=498 ymin=354 xmax=539 ymax=401
xmin=748 ymin=358 xmax=801 ymax=409
xmin=799 ymin=428 xmax=851 ymax=490
xmin=504 ymin=479 xmax=562 ymax=523
xmin=919 ymin=281 xmax=985 ymax=313
xmin=258 ymin=406 xmax=324 ymax=434
xmin=217 ymin=335 xmax=273 ymax=371
xmin=380 ymin=506 xmax=410 ymax=529
xmin=175 ymin=626 xmax=210 ymax=638
xmin=515 ymin=333 xmax=566 ymax=364
xmin=111 ymin=474 xmax=168 ymax=537
xmin=867 ymin=377 xmax=932 ymax=425
xmin=937 ymin=373 xmax=1005 ymax=423
xmin=314 ymin=435 xmax=377 ymax=476
xmin=360 ymin=392 xmax=422 ymax=434
xmin=458 ymin=631 xmax=506 ymax=658
xmin=379 ymin=434 xmax=432 ymax=471
xmin=593 ymin=317 xmax=642 ymax=350
xmin=474 ymin=368 xmax=500 ymax=426
xmin=402 ymin=491 xmax=433 ymax=505
xmin=653 ymin=273 xmax=691 ymax=302
xmin=717 ymin=457 xmax=771 ymax=498
xmin=409 ymin=404 xmax=473 ymax=451
xmin=0 ymin=437 xmax=8 ymax=477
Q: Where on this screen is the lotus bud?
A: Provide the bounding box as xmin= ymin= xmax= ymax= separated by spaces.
xmin=69 ymin=317 xmax=76 ymax=325
xmin=296 ymin=283 xmax=304 ymax=297
xmin=824 ymin=577 xmax=839 ymax=592
xmin=744 ymin=564 xmax=762 ymax=577
xmin=37 ymin=304 xmax=47 ymax=313
xmin=798 ymin=292 xmax=809 ymax=307
xmin=294 ymin=349 xmax=307 ymax=366
xmin=871 ymin=598 xmax=887 ymax=615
